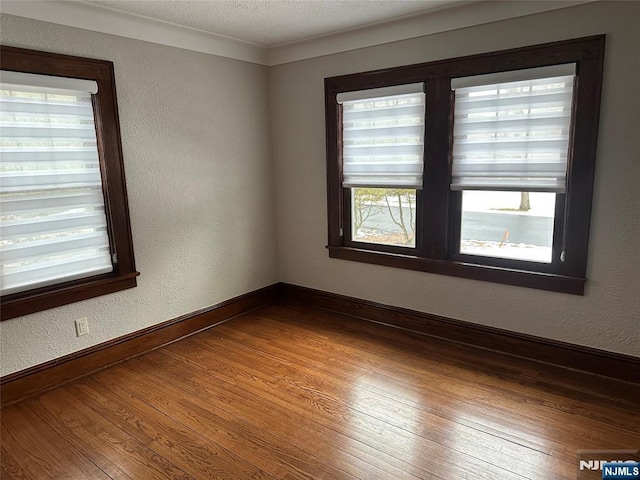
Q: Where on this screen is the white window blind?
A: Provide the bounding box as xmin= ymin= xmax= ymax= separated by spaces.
xmin=0 ymin=70 xmax=113 ymax=296
xmin=339 ymin=83 xmax=425 ymax=189
xmin=451 ymin=64 xmax=576 ymax=192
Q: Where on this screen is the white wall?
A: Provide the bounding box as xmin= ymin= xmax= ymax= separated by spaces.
xmin=270 ymin=1 xmax=640 ymax=357
xmin=0 ymin=14 xmax=279 ymax=375
xmin=1 ymin=2 xmax=638 ymax=376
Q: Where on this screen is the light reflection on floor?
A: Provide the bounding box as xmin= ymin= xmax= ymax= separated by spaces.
xmin=345 ymin=372 xmax=578 ymax=479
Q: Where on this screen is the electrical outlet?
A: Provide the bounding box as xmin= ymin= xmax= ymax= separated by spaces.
xmin=75 ymin=317 xmax=89 ymax=337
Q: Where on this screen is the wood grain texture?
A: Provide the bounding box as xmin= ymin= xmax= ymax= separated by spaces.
xmin=1 ymin=301 xmax=638 ymax=480
xmin=0 ymin=284 xmax=279 ymax=407
xmin=280 ymin=283 xmax=640 ymax=384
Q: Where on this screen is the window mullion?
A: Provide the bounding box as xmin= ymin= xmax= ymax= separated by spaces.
xmin=552 ymin=194 xmax=567 ymax=265
xmin=421 ymin=78 xmax=452 ymax=260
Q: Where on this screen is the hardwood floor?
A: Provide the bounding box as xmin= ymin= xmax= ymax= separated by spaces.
xmin=2 ymin=301 xmax=639 ymax=479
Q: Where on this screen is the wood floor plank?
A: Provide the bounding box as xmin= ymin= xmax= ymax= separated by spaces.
xmin=0 ymin=447 xmax=31 ymax=480
xmin=277 ymin=302 xmax=640 ymax=409
xmin=67 ymin=378 xmax=277 ymax=480
xmin=221 ymin=308 xmax=639 ymax=445
xmin=205 ymin=308 xmax=639 ymax=464
xmin=1 ymin=401 xmax=111 ymax=480
xmin=2 ymin=302 xmax=638 ymax=480
xmin=192 ymin=328 xmax=576 ymax=478
xmin=155 ymin=341 xmax=530 ymax=479
xmin=252 ymin=304 xmax=640 ymax=423
xmin=203 ymin=317 xmax=568 ymax=454
xmin=78 ymin=373 xmax=312 ymax=480
xmin=32 ymin=389 xmax=195 ymax=480
xmin=130 ymin=350 xmax=454 ymax=480
xmin=112 ymin=357 xmax=425 ymax=480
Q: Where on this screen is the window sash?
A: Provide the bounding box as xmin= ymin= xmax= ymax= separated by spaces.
xmin=1 ymin=70 xmax=98 ymax=94
xmin=340 ymin=85 xmax=425 ymax=190
xmin=0 ymin=74 xmax=113 ymax=295
xmin=451 ymin=66 xmax=576 ymax=193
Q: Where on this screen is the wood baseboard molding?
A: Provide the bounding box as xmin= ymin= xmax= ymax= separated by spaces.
xmin=279 ymin=283 xmax=640 ymax=384
xmin=1 ymin=284 xmax=279 ymax=407
xmin=3 ymin=281 xmax=636 ymax=408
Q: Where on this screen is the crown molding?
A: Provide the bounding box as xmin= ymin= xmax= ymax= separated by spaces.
xmin=267 ymin=0 xmax=597 ymax=66
xmin=0 ymin=1 xmax=268 ymax=65
xmin=1 ymin=0 xmax=597 ymax=67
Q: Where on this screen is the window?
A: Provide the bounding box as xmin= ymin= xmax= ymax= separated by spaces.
xmin=339 ymin=84 xmax=425 ymax=250
xmin=1 ymin=46 xmax=138 ymax=319
xmin=325 ymin=36 xmax=605 ymax=294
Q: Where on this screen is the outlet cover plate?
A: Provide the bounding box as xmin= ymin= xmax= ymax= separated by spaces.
xmin=75 ymin=317 xmax=89 ymax=337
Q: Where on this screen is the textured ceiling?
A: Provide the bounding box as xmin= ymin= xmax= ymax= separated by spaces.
xmin=82 ymin=0 xmax=466 ymax=47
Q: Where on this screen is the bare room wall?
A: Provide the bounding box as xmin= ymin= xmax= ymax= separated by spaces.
xmin=0 ymin=14 xmax=280 ymax=375
xmin=270 ymin=1 xmax=640 ymax=356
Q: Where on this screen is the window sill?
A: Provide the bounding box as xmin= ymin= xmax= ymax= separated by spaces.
xmin=327 ymin=246 xmax=585 ymax=295
xmin=1 ymin=271 xmax=140 ymax=320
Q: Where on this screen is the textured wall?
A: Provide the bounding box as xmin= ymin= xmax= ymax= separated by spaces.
xmin=0 ymin=15 xmax=279 ymax=375
xmin=1 ymin=2 xmax=638 ymax=376
xmin=270 ymin=1 xmax=640 ymax=356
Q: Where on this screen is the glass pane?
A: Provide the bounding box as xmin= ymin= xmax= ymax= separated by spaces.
xmin=0 ymin=84 xmax=113 ymax=295
xmin=460 ymin=191 xmax=555 ymax=263
xmin=351 ymin=188 xmax=416 ymax=247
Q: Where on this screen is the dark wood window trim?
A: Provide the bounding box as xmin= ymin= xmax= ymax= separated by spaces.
xmin=1 ymin=46 xmax=139 ymax=319
xmin=325 ymin=35 xmax=605 ymax=295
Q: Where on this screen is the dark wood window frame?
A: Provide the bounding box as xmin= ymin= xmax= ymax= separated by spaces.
xmin=325 ymin=35 xmax=605 ymax=295
xmin=1 ymin=46 xmax=139 ymax=319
